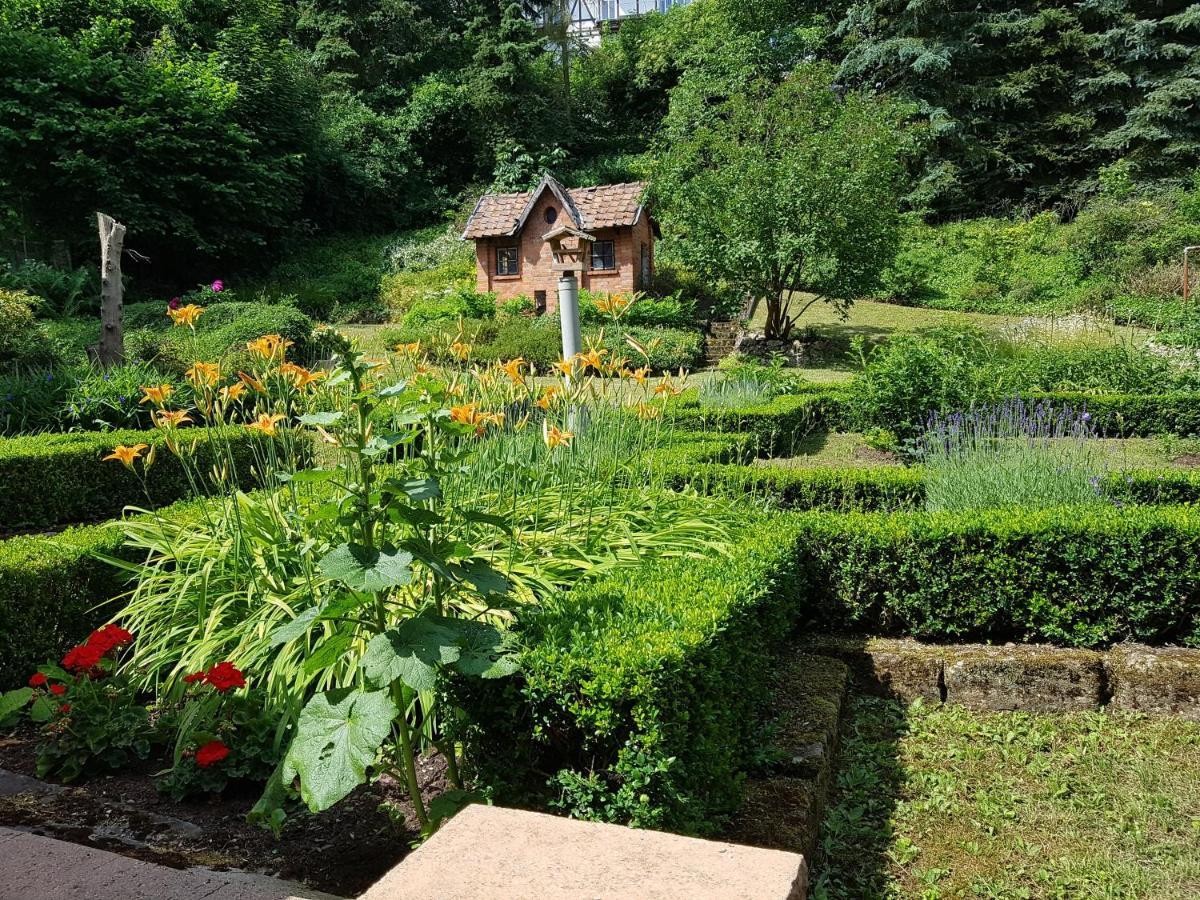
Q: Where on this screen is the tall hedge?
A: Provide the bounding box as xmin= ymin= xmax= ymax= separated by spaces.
xmin=791 ymin=504 xmax=1200 ymax=648
xmin=0 ymin=427 xmax=303 ymax=531
xmin=460 ymin=513 xmax=807 ymax=833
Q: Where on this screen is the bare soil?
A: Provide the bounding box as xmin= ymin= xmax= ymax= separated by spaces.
xmin=0 ymin=725 xmax=447 ymax=897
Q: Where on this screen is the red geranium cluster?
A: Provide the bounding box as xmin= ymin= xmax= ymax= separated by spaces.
xmin=61 ymin=625 xmax=133 ymax=676
xmin=183 ymin=661 xmax=246 ymax=693
xmin=28 ymin=672 xmax=70 ymax=713
xmin=195 ymin=739 xmax=230 ymax=768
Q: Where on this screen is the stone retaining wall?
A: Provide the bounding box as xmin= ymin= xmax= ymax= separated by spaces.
xmin=801 ymin=635 xmax=1200 ymax=720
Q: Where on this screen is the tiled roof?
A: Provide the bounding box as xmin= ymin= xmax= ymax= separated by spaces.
xmin=462 ymin=178 xmax=648 ymax=239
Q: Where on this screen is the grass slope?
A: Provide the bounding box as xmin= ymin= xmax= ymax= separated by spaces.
xmin=815 ymin=697 xmax=1200 ymax=899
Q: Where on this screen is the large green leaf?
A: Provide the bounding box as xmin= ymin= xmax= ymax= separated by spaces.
xmin=361 ymin=617 xmax=461 ymax=691
xmin=362 ymin=615 xmax=517 ymax=690
xmin=451 ymin=558 xmax=510 ymax=598
xmin=282 ymin=687 xmax=397 ymax=813
xmin=0 ymin=687 xmax=32 ymax=724
xmin=449 ymin=619 xmax=520 ymax=679
xmin=319 ymin=543 xmax=412 ymax=593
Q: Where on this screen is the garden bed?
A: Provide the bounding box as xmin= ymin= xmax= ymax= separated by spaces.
xmin=0 ymin=723 xmax=440 ymax=897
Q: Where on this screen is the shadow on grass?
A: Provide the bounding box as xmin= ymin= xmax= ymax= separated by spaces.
xmin=808 ymin=694 xmax=910 ymax=900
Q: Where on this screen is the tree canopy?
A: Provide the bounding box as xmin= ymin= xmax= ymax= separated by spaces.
xmin=651 ymin=62 xmax=914 ymax=339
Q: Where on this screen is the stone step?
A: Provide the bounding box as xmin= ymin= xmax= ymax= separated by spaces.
xmin=362 ymin=805 xmax=808 ymax=900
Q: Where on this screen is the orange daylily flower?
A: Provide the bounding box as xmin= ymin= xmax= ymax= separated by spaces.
xmin=103 ymin=443 xmax=149 ymax=469
xmin=246 ymin=334 xmax=294 ymax=360
xmin=450 ymin=403 xmax=479 ymax=425
xmin=534 ymin=385 xmax=561 ymax=410
xmin=499 ymin=358 xmax=526 ymax=385
xmin=654 ymin=375 xmax=683 ymax=398
xmin=450 ymin=403 xmax=503 ymax=436
xmin=219 ymin=382 xmax=247 ymax=404
xmin=543 ymin=422 xmax=574 ymax=450
xmin=595 ymin=293 xmax=633 ymax=317
xmin=630 ymin=366 xmax=650 ymax=386
xmin=139 ymin=384 xmax=175 ymax=407
xmin=185 ymin=361 xmax=221 ymax=388
xmin=635 ymin=401 xmax=662 ymax=421
xmin=579 ymin=347 xmax=607 ymax=372
xmin=279 ymin=362 xmax=325 ymax=391
xmin=395 ymin=340 xmax=422 ymax=356
xmin=449 ymin=340 xmax=472 ymax=362
xmin=246 ymin=413 xmax=286 ymax=436
xmin=552 ymin=358 xmax=576 ymax=378
xmin=153 ymin=409 xmax=193 ymax=429
xmin=167 ymin=304 xmax=205 ymax=328
xmin=237 ymin=371 xmax=267 ymax=394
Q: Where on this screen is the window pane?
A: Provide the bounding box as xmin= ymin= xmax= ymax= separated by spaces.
xmin=496 ymin=247 xmax=519 ymax=275
xmin=591 ymin=240 xmax=615 ymax=270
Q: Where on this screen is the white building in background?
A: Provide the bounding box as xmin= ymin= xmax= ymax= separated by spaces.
xmin=544 ymin=0 xmax=693 ymax=45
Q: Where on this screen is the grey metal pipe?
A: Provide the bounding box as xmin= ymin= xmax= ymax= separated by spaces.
xmin=558 ymin=273 xmax=582 ymax=364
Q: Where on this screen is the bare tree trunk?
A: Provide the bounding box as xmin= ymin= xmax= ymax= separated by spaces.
xmin=96 ymin=212 xmax=126 ymax=367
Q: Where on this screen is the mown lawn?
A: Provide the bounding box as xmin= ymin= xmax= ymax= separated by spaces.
xmin=814 ymin=697 xmax=1200 ymax=899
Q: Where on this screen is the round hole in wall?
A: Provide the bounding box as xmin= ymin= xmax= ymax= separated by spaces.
xmin=544 ymin=207 xmax=558 ymax=225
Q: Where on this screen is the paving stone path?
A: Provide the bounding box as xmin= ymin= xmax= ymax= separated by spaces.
xmin=0 ymin=826 xmax=342 ymax=900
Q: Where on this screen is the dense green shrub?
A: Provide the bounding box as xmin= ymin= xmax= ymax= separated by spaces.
xmin=0 ymin=289 xmax=57 ymax=368
xmin=661 ymin=462 xmax=925 ymax=512
xmin=0 ymin=363 xmax=173 ymax=435
xmin=126 ymin=302 xmax=314 ymax=375
xmin=578 ymin=289 xmax=697 ymax=328
xmin=0 ymin=427 xmax=295 ymax=530
xmin=0 ymin=261 xmax=97 ymax=319
xmin=845 ymin=327 xmax=1200 ymax=439
xmin=792 ymin=505 xmax=1200 ymax=648
xmin=402 ymin=286 xmax=496 ymax=326
xmin=461 ymin=512 xmax=807 ymax=832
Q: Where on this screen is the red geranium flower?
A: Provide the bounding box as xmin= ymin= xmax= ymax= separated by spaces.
xmin=62 ymin=643 xmax=104 ymax=674
xmin=28 ymin=673 xmax=47 ymax=688
xmin=49 ymin=683 xmax=66 ymax=696
xmin=195 ymin=740 xmax=230 ymax=768
xmin=58 ymin=704 xmax=71 ymax=714
xmin=87 ymin=625 xmax=133 ymax=654
xmin=204 ymin=662 xmax=245 ymax=692
xmin=183 ymin=671 xmax=206 ymax=684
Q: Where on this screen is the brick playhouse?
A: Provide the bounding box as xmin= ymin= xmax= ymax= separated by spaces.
xmin=461 ymin=174 xmax=658 ymax=314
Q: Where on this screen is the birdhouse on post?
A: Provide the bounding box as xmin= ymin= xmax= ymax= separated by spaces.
xmin=544 ymin=224 xmax=594 ymax=368
xmin=544 ymin=224 xmax=595 ymax=274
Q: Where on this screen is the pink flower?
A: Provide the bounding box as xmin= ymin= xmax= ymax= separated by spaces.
xmin=211 ymin=280 xmax=224 ymax=293
xmin=168 ymin=296 xmax=181 ymax=310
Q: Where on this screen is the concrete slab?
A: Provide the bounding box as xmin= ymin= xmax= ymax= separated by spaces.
xmin=361 ymin=805 xmax=808 ymax=900
xmin=0 ymin=827 xmax=341 ymax=900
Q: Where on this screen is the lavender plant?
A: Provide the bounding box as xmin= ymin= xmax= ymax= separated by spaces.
xmin=918 ymin=398 xmax=1110 ymax=511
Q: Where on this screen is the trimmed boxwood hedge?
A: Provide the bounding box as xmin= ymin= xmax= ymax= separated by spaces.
xmin=460 ymin=512 xmax=808 ymax=834
xmin=654 ymin=458 xmax=1200 ymax=512
xmin=791 ymin=504 xmax=1200 ymax=648
xmin=0 ymin=427 xmax=301 ymax=530
xmin=662 ymin=461 xmax=926 ymax=512
xmin=667 ymin=391 xmax=837 ymax=456
xmin=0 ymin=497 xmax=211 ymax=689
